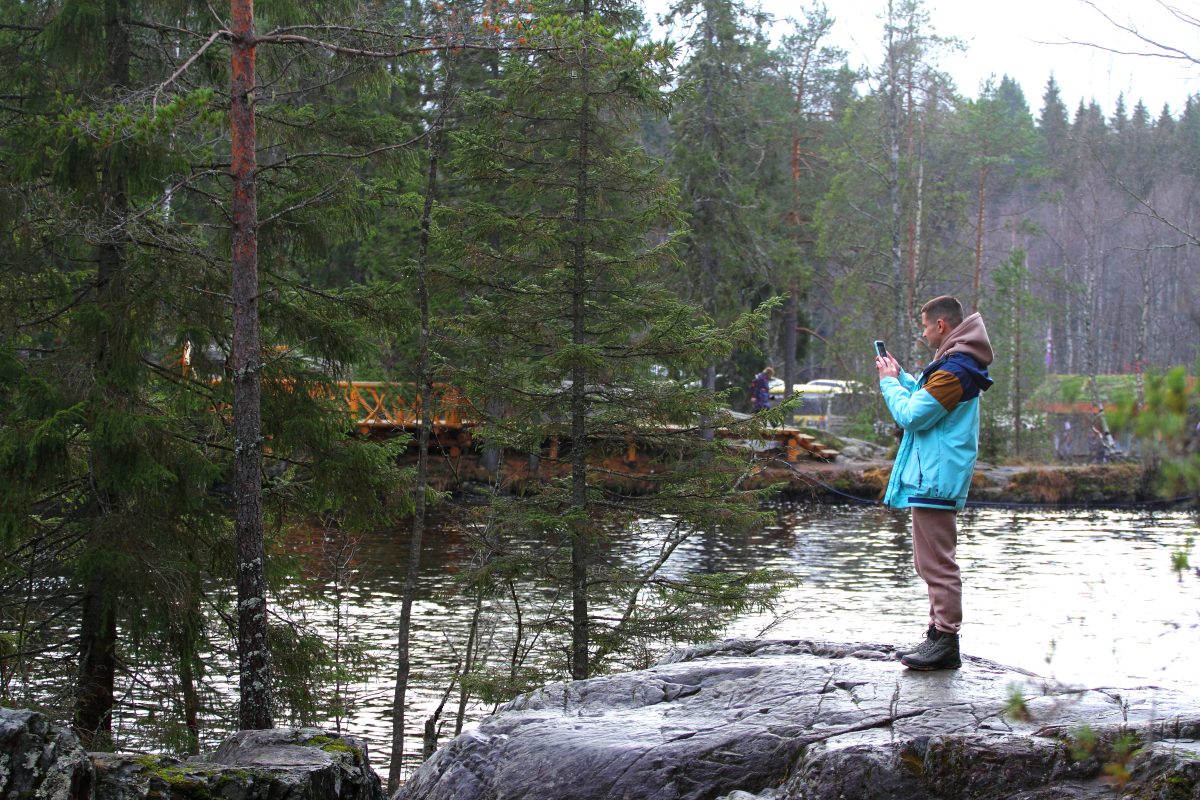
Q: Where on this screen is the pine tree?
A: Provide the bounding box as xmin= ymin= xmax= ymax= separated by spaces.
xmin=767 ymin=5 xmax=843 ymax=420
xmin=958 ymin=75 xmax=1039 ymax=311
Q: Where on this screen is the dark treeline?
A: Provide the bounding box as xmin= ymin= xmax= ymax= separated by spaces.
xmin=0 ymin=0 xmax=1196 ymax=783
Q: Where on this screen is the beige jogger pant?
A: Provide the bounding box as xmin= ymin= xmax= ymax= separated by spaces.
xmin=911 ymin=507 xmax=962 ymax=634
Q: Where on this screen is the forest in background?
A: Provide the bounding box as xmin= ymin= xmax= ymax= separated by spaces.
xmin=1 ymin=0 xmax=1197 ymax=786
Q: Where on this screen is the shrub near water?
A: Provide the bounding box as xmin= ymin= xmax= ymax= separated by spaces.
xmin=1003 ymin=464 xmax=1145 ymax=504
xmin=1110 ymin=365 xmax=1199 ymax=575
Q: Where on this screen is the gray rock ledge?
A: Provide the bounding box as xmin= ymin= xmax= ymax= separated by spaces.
xmin=0 ymin=707 xmax=93 ymax=800
xmin=0 ymin=707 xmax=382 ymax=800
xmin=397 ymin=639 xmax=1200 ymax=800
xmin=94 ymin=727 xmax=382 ymax=800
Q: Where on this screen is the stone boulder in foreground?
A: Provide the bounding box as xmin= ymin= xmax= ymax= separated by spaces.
xmin=397 ymin=639 xmax=1200 ymax=800
xmin=0 ymin=707 xmax=93 ymax=800
xmin=93 ymin=727 xmax=383 ymax=800
xmin=0 ymin=707 xmax=382 ymax=800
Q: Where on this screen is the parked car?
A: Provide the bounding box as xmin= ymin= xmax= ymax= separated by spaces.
xmin=769 ymin=379 xmax=862 ymax=430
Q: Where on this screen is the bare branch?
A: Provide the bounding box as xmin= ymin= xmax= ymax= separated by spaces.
xmin=262 ymin=23 xmax=430 ymax=40
xmin=1155 ymin=0 xmax=1200 ymax=27
xmin=1065 ymin=0 xmax=1200 ymax=65
xmin=256 ymin=133 xmax=429 ymax=172
xmin=256 ymin=175 xmax=349 ymax=227
xmin=127 ymin=19 xmax=212 ymax=39
xmin=252 ymin=33 xmax=553 ymax=59
xmin=1073 ymin=135 xmax=1198 ymax=248
xmin=153 ymin=29 xmax=230 ymax=109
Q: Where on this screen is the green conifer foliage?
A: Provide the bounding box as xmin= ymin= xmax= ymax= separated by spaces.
xmin=0 ymin=0 xmax=415 ymax=746
xmin=440 ymin=0 xmax=781 ymax=688
xmin=0 ymin=0 xmax=233 ymax=747
xmin=665 ymin=0 xmax=775 ymax=392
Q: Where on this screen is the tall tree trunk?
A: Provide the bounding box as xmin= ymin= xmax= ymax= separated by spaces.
xmin=902 ymin=60 xmax=919 ymax=358
xmin=480 ymin=396 xmax=503 ymax=473
xmin=75 ymin=574 xmax=117 ymax=747
xmin=1135 ymin=246 xmax=1151 ymax=405
xmin=782 ymin=285 xmax=798 ymax=425
xmin=885 ymin=0 xmax=905 ymax=363
xmin=230 ymin=0 xmax=272 ymax=731
xmin=388 ymin=72 xmax=446 ymax=794
xmin=454 ymin=584 xmax=483 ymax=737
xmin=1013 ymin=252 xmax=1024 ymax=456
xmin=480 ymin=55 xmax=505 ymax=477
xmin=1081 ymin=218 xmax=1115 ymax=454
xmin=973 ymin=165 xmax=989 ymax=312
xmin=784 ymin=61 xmax=810 ymax=422
xmin=698 ymin=4 xmax=721 ymax=408
xmin=75 ymin=0 xmax=130 ymax=747
xmin=175 ymin=624 xmax=201 ymax=755
xmin=569 ymin=0 xmax=593 ymax=682
xmin=908 ymin=110 xmax=927 ymax=353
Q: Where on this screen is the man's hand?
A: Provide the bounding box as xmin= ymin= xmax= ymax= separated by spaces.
xmin=875 ymin=353 xmax=901 ymax=380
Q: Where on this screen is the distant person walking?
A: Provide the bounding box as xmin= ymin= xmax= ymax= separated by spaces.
xmin=750 ymin=367 xmax=774 ymax=412
xmin=875 ymin=296 xmax=993 ymax=670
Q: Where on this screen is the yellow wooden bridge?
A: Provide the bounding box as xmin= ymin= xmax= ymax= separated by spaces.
xmin=339 ymin=381 xmax=838 ymax=462
xmin=173 ymin=345 xmax=837 ymax=463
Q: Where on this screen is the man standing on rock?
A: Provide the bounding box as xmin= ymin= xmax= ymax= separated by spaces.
xmin=875 ymin=296 xmax=993 ymax=670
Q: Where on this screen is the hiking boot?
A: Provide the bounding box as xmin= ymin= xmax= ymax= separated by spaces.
xmin=901 ymin=630 xmax=961 ymax=670
xmin=894 ymin=624 xmax=938 ymax=660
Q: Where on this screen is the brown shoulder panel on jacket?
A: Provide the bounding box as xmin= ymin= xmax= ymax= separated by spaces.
xmin=924 ymin=369 xmax=963 ymax=412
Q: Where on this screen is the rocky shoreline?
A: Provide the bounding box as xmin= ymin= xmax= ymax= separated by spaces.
xmin=756 ymin=460 xmax=1161 ymax=508
xmin=8 ymin=637 xmax=1198 ymax=800
xmin=0 ymin=710 xmax=383 ymax=800
xmin=423 ymin=442 xmax=1168 ymax=508
xmin=398 ymin=639 xmax=1200 ymax=800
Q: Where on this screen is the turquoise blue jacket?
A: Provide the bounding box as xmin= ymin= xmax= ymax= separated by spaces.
xmin=881 ymin=314 xmax=994 ymax=511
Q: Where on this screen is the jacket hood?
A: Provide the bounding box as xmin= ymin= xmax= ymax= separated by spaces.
xmin=934 ymin=311 xmax=993 ymax=367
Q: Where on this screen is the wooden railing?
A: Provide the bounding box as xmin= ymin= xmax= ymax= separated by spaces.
xmin=339 ymin=381 xmax=836 ymax=460
xmin=340 ymin=382 xmax=471 ymax=433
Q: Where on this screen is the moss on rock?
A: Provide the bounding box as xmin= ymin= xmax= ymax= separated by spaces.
xmin=300 ymin=734 xmax=365 ymax=766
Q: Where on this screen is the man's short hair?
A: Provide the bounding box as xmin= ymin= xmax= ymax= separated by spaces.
xmin=921 ymin=295 xmax=964 ymax=328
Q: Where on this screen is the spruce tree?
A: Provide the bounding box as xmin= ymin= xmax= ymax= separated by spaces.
xmin=665 ymin=0 xmax=775 ymax=393
xmin=440 ymin=0 xmax=781 ymax=694
xmin=1037 ymin=76 xmax=1070 ymax=172
xmin=766 ymin=7 xmax=843 ymax=416
xmin=0 ymin=0 xmax=417 ymax=744
xmin=0 ymin=0 xmax=235 ymax=746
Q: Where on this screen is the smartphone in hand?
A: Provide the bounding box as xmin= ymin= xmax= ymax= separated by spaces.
xmin=874 ymin=340 xmax=887 ymax=358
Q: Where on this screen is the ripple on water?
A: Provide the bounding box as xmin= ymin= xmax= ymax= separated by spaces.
xmin=97 ymin=505 xmax=1199 ymax=779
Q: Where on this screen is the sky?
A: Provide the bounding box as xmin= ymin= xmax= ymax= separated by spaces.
xmin=654 ymin=0 xmax=1200 ymax=118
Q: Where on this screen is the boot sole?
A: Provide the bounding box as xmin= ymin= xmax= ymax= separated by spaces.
xmin=901 ymin=659 xmax=962 ymax=670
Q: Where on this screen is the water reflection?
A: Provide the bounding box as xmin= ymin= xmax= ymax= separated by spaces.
xmin=263 ymin=504 xmax=1198 ymax=779
xmin=87 ymin=505 xmax=1191 ymax=779
xmin=730 ymin=506 xmax=1200 ymax=698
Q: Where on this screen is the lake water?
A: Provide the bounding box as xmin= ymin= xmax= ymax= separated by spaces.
xmin=250 ymin=503 xmax=1200 ymax=779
